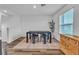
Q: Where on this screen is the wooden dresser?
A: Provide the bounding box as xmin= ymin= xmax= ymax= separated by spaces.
xmin=60 ymin=34 xmax=79 ymax=55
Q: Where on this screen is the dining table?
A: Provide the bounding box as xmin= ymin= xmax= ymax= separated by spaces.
xmin=26 ymin=31 xmax=52 ymax=44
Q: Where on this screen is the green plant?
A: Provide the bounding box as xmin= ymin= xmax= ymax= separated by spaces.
xmin=49 ymin=20 xmax=55 ymax=32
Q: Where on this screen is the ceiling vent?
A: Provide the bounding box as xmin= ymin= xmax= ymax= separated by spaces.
xmin=41 ymin=4 xmax=46 ymax=7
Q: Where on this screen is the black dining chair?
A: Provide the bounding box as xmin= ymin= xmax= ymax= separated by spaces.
xmin=32 ymin=33 xmax=36 ymax=44
xmin=42 ymin=33 xmax=47 ymax=44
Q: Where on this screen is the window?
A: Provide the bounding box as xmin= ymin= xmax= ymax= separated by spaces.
xmin=59 ymin=8 xmax=74 ymax=35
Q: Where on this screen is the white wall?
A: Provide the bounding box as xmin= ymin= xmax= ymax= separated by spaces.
xmin=52 ymin=4 xmax=79 ymax=41
xmin=0 ymin=12 xmax=6 ymax=41
xmin=21 ymin=16 xmax=50 ymax=35
xmin=2 ymin=15 xmax=22 ymax=43
xmin=2 ymin=15 xmax=50 ymax=43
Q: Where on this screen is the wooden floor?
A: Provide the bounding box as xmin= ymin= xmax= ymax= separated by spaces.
xmin=7 ymin=37 xmax=64 ymax=55
xmin=8 ymin=37 xmax=25 ymax=48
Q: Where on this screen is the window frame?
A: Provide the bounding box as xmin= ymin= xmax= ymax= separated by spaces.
xmin=59 ymin=8 xmax=74 ymax=35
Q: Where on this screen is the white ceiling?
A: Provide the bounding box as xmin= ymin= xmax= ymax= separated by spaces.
xmin=0 ymin=4 xmax=65 ymax=16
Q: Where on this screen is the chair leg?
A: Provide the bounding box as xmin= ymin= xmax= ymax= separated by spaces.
xmin=43 ymin=37 xmax=46 ymax=44
xmin=32 ymin=37 xmax=35 ymax=44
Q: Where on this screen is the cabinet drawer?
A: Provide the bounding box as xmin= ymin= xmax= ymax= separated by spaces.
xmin=60 ymin=34 xmax=79 ymax=55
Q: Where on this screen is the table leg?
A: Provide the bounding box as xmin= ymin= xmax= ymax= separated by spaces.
xmin=26 ymin=32 xmax=28 ymax=43
xmin=43 ymin=35 xmax=46 ymax=44
xmin=49 ymin=33 xmax=52 ymax=43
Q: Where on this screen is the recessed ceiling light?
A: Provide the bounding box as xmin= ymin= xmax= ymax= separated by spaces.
xmin=33 ymin=5 xmax=36 ymax=8
xmin=3 ymin=10 xmax=7 ymax=13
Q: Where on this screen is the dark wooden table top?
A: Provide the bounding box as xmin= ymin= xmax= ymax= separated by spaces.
xmin=27 ymin=31 xmax=51 ymax=34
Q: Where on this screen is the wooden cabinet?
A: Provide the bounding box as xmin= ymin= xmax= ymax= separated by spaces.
xmin=60 ymin=34 xmax=79 ymax=55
